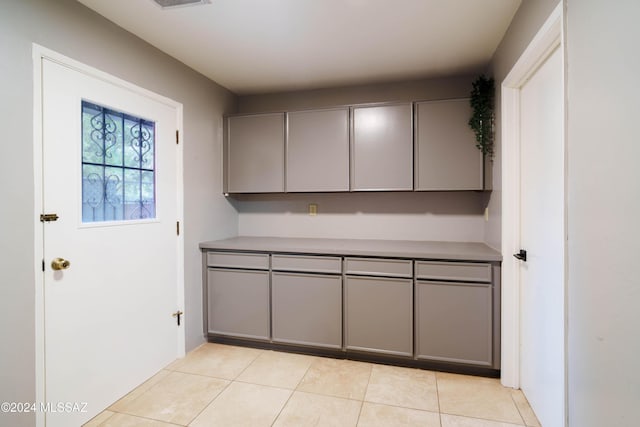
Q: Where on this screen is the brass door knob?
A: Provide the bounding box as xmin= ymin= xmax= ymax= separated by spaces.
xmin=51 ymin=258 xmax=71 ymax=271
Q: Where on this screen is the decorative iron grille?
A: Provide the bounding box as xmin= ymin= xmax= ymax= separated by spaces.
xmin=81 ymin=101 xmax=156 ymax=222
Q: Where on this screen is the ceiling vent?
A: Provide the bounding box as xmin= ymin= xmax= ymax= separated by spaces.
xmin=152 ymin=0 xmax=211 ymax=9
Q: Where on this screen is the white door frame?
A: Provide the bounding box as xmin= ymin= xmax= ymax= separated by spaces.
xmin=32 ymin=44 xmax=185 ymax=427
xmin=500 ymin=1 xmax=565 ymax=390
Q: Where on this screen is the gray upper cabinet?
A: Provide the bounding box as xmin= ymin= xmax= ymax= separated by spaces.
xmin=415 ymin=99 xmax=483 ymax=190
xmin=351 ymin=103 xmax=413 ymax=191
xmin=286 ymin=109 xmax=349 ymax=192
xmin=224 ymin=100 xmax=489 ymax=193
xmin=226 ymin=113 xmax=285 ymax=193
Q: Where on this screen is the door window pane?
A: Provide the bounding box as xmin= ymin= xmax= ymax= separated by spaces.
xmin=82 ymin=101 xmax=156 ymax=223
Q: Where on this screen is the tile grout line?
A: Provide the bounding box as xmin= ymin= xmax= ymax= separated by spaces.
xmin=234 ymin=347 xmax=268 ymax=379
xmin=235 ymin=348 xmax=303 ymax=427
xmin=83 ymin=410 xmax=115 ymax=427
xmin=101 ymin=412 xmax=187 ymax=427
xmin=509 ymin=389 xmax=529 ymax=426
xmin=106 ymin=369 xmax=172 ymax=416
xmin=269 ymin=384 xmax=297 ymax=426
xmin=355 ymin=361 xmax=375 ymax=426
xmin=291 ymin=354 xmax=317 ymax=391
xmin=184 ymin=347 xmax=266 ymax=425
xmin=183 ymin=374 xmax=233 ymax=426
xmin=435 ymin=372 xmax=443 ymax=427
xmin=444 ymin=413 xmax=529 ymax=426
xmin=362 ymin=362 xmax=374 ymax=403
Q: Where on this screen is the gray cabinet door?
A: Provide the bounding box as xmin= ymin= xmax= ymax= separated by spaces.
xmin=345 ymin=276 xmax=413 ymax=356
xmin=226 ymin=113 xmax=285 ymax=193
xmin=207 ymin=268 xmax=270 ymax=340
xmin=286 ymin=109 xmax=349 ymax=192
xmin=415 ymin=280 xmax=492 ymax=366
xmin=351 ymin=103 xmax=413 ymax=191
xmin=415 ymin=99 xmax=483 ymax=190
xmin=272 ymin=272 xmax=342 ymax=349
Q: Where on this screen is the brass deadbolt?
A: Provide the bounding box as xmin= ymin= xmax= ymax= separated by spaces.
xmin=51 ymin=258 xmax=71 ymax=271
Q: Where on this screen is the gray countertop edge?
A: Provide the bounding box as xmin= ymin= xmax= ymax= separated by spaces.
xmin=199 ymin=236 xmax=502 ymax=262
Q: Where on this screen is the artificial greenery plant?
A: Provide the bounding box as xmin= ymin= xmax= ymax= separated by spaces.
xmin=468 ymin=75 xmax=495 ymax=158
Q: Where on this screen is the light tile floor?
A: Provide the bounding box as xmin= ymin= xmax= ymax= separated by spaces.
xmin=84 ymin=343 xmax=541 ymax=427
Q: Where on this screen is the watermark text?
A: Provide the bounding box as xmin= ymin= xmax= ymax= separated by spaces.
xmin=1 ymin=402 xmax=88 ymax=413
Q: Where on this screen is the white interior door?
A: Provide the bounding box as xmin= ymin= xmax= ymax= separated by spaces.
xmin=41 ymin=58 xmax=182 ymax=426
xmin=518 ymin=46 xmax=565 ymax=427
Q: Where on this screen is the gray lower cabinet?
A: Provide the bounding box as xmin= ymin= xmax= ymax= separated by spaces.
xmin=207 ymin=268 xmax=270 ymax=340
xmin=286 ymin=108 xmax=350 ymax=192
xmin=345 ymin=276 xmax=413 ymax=357
xmin=415 ymin=99 xmax=483 ymax=190
xmin=226 ymin=113 xmax=285 ymax=193
xmin=202 ymin=242 xmax=500 ymax=373
xmin=271 ymin=272 xmax=342 ymax=349
xmin=351 ymin=103 xmax=413 ymax=191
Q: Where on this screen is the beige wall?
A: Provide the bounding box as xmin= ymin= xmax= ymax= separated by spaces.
xmin=235 ymin=76 xmax=489 ymax=242
xmin=0 ymin=1 xmax=237 ymax=424
xmin=231 ymin=192 xmax=487 ymax=242
xmin=238 ymin=75 xmax=475 ymax=112
xmin=566 ymin=0 xmax=640 ymax=425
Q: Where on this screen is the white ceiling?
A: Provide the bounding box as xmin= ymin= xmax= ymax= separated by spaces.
xmin=77 ymin=0 xmax=521 ymax=95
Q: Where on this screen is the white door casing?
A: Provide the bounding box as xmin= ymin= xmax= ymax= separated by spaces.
xmin=501 ymin=2 xmax=566 ymax=427
xmin=33 ymin=46 xmax=184 ymax=427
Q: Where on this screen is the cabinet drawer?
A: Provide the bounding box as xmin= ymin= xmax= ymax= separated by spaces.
xmin=344 ymin=257 xmax=412 ymax=278
xmin=415 ymin=261 xmax=491 ymax=283
xmin=272 ymin=254 xmax=342 ymax=274
xmin=207 ymin=252 xmax=269 ymax=270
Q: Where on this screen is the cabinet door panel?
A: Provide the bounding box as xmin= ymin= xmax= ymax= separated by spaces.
xmin=272 ymin=273 xmax=342 ymax=348
xmin=415 ymin=99 xmax=483 ymax=190
xmin=227 ymin=113 xmax=284 ymax=193
xmin=416 ymin=280 xmax=492 ymax=366
xmin=345 ymin=276 xmax=412 ymax=356
xmin=287 ymin=109 xmax=349 ymax=192
xmin=351 ymin=104 xmax=413 ymax=191
xmin=207 ymin=269 xmax=270 ymax=340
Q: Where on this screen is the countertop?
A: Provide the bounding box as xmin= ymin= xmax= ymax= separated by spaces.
xmin=200 ymin=236 xmax=502 ymax=262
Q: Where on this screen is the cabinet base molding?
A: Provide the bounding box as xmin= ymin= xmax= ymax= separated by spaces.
xmin=206 ymin=334 xmax=500 ymax=379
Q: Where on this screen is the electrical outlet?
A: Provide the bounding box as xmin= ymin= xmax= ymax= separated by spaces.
xmin=484 ymin=207 xmax=489 ymax=221
xmin=308 ymin=204 xmax=318 ymax=216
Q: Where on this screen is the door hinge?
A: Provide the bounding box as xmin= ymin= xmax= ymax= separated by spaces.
xmin=176 ymin=130 xmax=179 ymax=145
xmin=40 ymin=213 xmax=59 ymax=222
xmin=176 ymin=221 xmax=180 ymax=236
xmin=42 ymin=259 xmax=45 ymax=272
xmin=172 ymin=310 xmax=184 ymax=326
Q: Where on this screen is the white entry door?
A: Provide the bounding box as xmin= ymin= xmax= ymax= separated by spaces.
xmin=41 ymin=57 xmax=182 ymax=426
xmin=518 ymin=46 xmax=565 ymax=426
